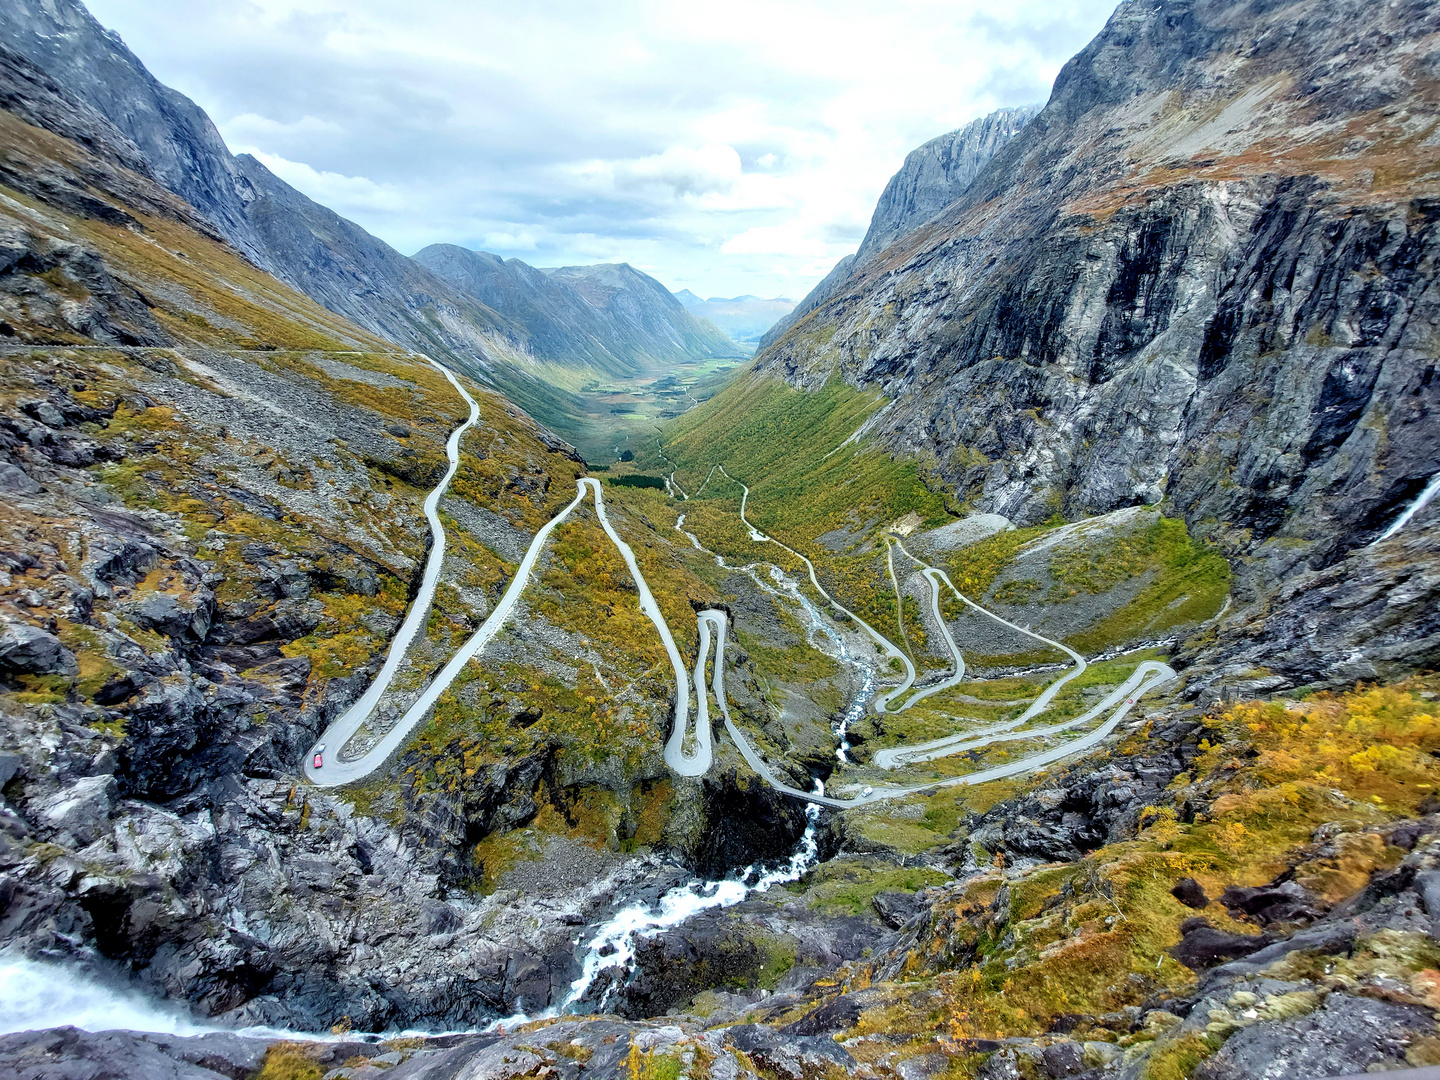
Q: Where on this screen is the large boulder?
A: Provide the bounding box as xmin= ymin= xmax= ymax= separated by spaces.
xmin=724 ymin=1023 xmax=857 ymax=1080
xmin=1195 ymin=993 xmax=1436 ymax=1080
xmin=33 ymin=774 xmax=116 ymax=846
xmin=0 ymin=461 xmax=41 ymax=494
xmin=0 ymin=620 xmax=77 ymax=677
xmin=127 ymin=590 xmax=214 ymax=643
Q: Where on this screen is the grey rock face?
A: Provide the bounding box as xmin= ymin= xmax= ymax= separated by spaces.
xmin=127 ymin=591 xmax=214 ymax=645
xmin=0 ymin=0 xmax=273 ymax=269
xmin=755 ymin=0 xmax=1440 ymax=683
xmin=0 ymin=216 xmax=169 ymax=348
xmin=608 ymin=899 xmax=881 ymax=1019
xmin=1178 ymin=507 xmax=1440 ymax=695
xmin=0 ymin=461 xmax=41 ymax=494
xmin=724 ymin=1023 xmax=858 ymax=1079
xmin=758 ymin=105 xmax=1035 ymax=353
xmin=1193 ymin=993 xmax=1435 ymax=1080
xmin=33 ymin=773 xmax=115 ymax=846
xmin=855 ymin=105 xmax=1040 ymax=263
xmin=0 ymin=1027 xmax=273 ymax=1080
xmin=0 ymin=620 xmax=76 ymax=676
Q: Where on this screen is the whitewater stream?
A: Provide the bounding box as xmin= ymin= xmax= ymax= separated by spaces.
xmin=519 ymin=796 xmax=825 ymax=1025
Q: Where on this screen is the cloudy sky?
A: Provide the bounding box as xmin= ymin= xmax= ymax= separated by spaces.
xmin=86 ymin=0 xmax=1118 ymax=300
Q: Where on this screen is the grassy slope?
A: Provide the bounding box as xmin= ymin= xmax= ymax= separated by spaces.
xmin=0 ymin=119 xmax=699 ymax=871
xmin=660 ymin=369 xmax=950 ymax=543
xmin=825 ymin=678 xmax=1440 ymax=1079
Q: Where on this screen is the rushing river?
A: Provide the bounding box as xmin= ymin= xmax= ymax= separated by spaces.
xmin=546 ymin=797 xmax=825 ymax=1020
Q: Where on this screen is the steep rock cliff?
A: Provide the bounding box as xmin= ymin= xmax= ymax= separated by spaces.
xmin=758 ymin=105 xmax=1038 ymax=352
xmin=854 ymin=104 xmax=1041 ymax=263
xmin=755 ymin=0 xmax=1440 ymax=682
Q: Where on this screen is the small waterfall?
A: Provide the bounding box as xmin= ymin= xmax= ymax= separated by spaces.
xmin=1374 ymin=472 xmax=1440 ymax=544
xmin=671 ymin=515 xmax=877 ymax=765
xmin=560 ymin=796 xmax=823 ymax=1015
xmin=0 ymin=957 xmax=216 ymax=1036
xmin=775 ymin=567 xmax=874 ymax=764
xmin=488 ymin=796 xmax=825 ymax=1031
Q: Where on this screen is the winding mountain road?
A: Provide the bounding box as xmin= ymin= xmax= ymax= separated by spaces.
xmin=693 ymin=603 xmax=1172 ymax=809
xmin=718 ymin=466 xmax=918 ymax=712
xmin=303 ymin=399 xmax=1175 ymax=804
xmin=301 ymin=356 xmax=479 ymax=786
xmin=306 ymin=475 xmax=698 ymax=786
xmin=870 ymin=537 xmax=1094 ymax=768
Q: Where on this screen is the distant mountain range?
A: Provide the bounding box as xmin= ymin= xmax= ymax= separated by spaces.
xmin=414 ymin=246 xmax=742 ymax=377
xmin=672 ymin=292 xmax=796 ymax=353
xmin=0 ymin=0 xmax=744 ymax=445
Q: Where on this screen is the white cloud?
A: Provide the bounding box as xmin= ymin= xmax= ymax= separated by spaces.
xmin=576 ymin=143 xmax=743 ymax=198
xmin=721 ymin=224 xmax=831 ymax=259
xmin=241 ymin=149 xmax=407 ymax=214
xmin=84 ymin=0 xmax=1122 ymax=298
xmin=225 ymin=112 xmax=343 ymax=141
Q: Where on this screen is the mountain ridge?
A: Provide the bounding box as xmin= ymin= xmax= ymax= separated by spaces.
xmin=0 ymin=0 xmax=744 ymax=446
xmin=672 ymin=290 xmax=797 ymax=352
xmin=748 ymin=0 xmax=1440 ymax=690
xmin=757 ymin=103 xmax=1039 ymax=352
xmin=415 ymin=245 xmax=743 ymax=375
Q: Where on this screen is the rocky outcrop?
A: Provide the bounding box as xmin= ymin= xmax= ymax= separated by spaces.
xmin=0 ymin=1015 xmax=795 ymax=1080
xmin=754 ymin=0 xmax=1440 ymax=685
xmin=610 ymin=897 xmax=880 ymax=1019
xmin=960 ymin=713 xmax=1207 ymax=865
xmin=1178 ymin=510 xmax=1440 ymax=697
xmin=0 ymin=620 xmax=76 ymax=677
xmin=0 ymin=1028 xmax=274 ymax=1080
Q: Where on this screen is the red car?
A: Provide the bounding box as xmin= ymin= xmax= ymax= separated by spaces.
xmin=312 ymin=744 xmax=325 ymax=769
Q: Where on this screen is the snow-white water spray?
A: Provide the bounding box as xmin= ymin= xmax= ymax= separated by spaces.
xmin=1374 ymin=472 xmax=1440 ymax=544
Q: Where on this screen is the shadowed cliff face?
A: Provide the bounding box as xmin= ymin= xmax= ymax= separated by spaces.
xmin=756 ymin=0 xmax=1440 ymax=633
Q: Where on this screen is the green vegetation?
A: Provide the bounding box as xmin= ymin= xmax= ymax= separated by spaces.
xmin=607 ymin=473 xmax=667 ymax=490
xmin=834 ymin=677 xmax=1440 ymax=1077
xmin=756 ymin=937 xmax=798 ymax=990
xmin=804 ymin=860 xmax=949 ymax=916
xmin=626 ymin=1045 xmax=685 ymax=1080
xmin=662 ymin=373 xmax=950 ymax=543
xmin=944 ymin=523 xmax=1056 ymax=600
xmin=1058 ymin=519 xmax=1230 ymax=654
xmin=992 ymin=578 xmax=1042 ymax=605
xmin=252 ymin=1042 xmax=328 ymax=1080
xmin=942 ymin=514 xmax=1228 ymax=655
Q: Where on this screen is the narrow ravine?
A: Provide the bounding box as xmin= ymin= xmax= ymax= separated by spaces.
xmin=558 ymin=797 xmax=823 ymax=1017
